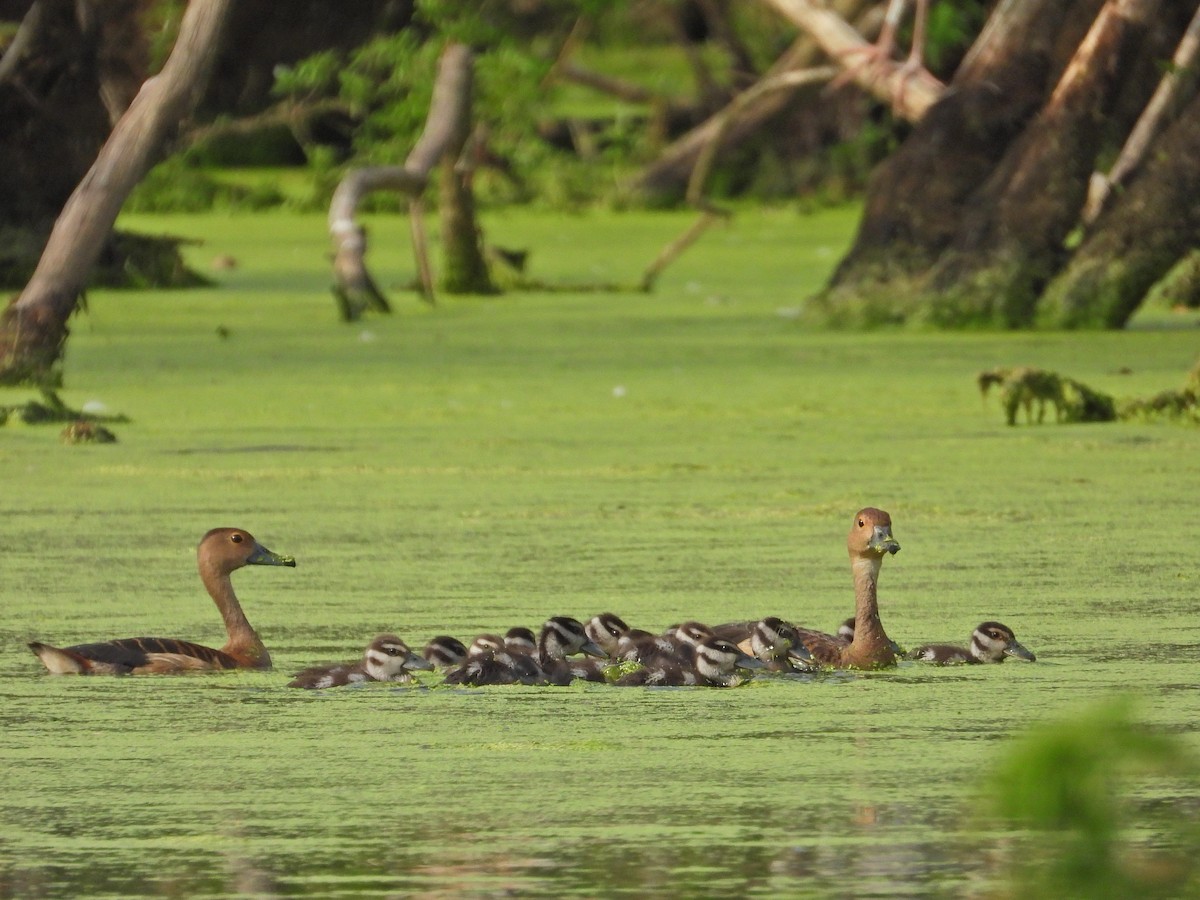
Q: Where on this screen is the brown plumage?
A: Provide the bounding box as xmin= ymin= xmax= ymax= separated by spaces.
xmin=28 ymin=527 xmax=295 ymax=675
xmin=714 ymin=508 xmax=901 ymax=670
xmin=796 ymin=507 xmax=901 ymax=668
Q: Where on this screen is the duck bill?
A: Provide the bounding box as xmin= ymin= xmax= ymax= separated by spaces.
xmin=406 ymin=652 xmax=435 ymax=671
xmin=736 ymin=653 xmax=765 ymax=670
xmin=787 ymin=644 xmax=814 ymax=663
xmin=580 ymin=640 xmax=607 ymax=658
xmin=869 ymin=525 xmax=900 ymax=555
xmin=1004 ymin=641 xmax=1036 ymax=662
xmin=247 ymin=542 xmax=297 ymax=567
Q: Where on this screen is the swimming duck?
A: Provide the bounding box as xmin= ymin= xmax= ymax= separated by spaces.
xmin=584 ymin=612 xmax=631 ymax=657
xmin=748 ymin=617 xmax=816 ymax=672
xmin=504 ymin=627 xmax=537 ymax=655
xmin=422 ymin=635 xmax=468 ymax=669
xmin=615 ymin=622 xmax=714 ymax=667
xmin=617 ymin=637 xmax=764 ymax=687
xmin=798 ymin=507 xmax=901 ymax=668
xmin=288 ymin=634 xmax=433 ymax=689
xmin=534 ymin=616 xmax=607 ymax=685
xmin=908 ymin=622 xmax=1036 ymax=665
xmin=28 ymin=527 xmax=295 ymax=675
xmin=715 ymin=508 xmax=901 ymax=669
xmin=443 ymin=634 xmax=526 ymax=686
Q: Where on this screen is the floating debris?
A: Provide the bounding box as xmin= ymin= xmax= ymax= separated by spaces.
xmin=60 ymin=420 xmax=118 ymax=444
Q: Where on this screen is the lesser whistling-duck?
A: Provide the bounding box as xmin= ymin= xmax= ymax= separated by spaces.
xmin=908 ymin=622 xmax=1036 ymax=665
xmin=288 ymin=634 xmax=433 ymax=689
xmin=443 ymin=634 xmax=527 ymax=686
xmin=799 ymin=507 xmax=901 ymax=668
xmin=422 ymin=635 xmax=468 ymax=669
xmin=717 ymin=508 xmax=901 ymax=669
xmin=28 ymin=527 xmax=295 ymax=675
xmin=748 ymin=617 xmax=816 ymax=672
xmin=617 ymin=636 xmax=763 ymax=687
xmin=533 ymin=616 xmax=606 ymax=685
xmin=584 ymin=612 xmax=631 ymax=657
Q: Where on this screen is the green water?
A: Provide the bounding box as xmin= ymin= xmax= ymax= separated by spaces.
xmin=2 ymin=208 xmax=1198 ymax=897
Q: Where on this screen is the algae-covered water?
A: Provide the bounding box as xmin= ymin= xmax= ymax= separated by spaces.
xmin=2 ymin=208 xmax=1199 ymax=897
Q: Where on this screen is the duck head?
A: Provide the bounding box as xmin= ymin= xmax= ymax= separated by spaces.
xmin=847 ymin=508 xmax=900 ymax=559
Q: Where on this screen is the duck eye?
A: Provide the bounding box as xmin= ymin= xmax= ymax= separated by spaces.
xmin=231 ymin=534 xmax=243 ymax=544
xmin=857 ymin=519 xmax=865 ymax=527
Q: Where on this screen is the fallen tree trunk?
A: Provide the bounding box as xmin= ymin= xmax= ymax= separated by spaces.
xmin=327 ymin=42 xmax=492 ymax=319
xmin=0 ymin=0 xmax=233 ymax=386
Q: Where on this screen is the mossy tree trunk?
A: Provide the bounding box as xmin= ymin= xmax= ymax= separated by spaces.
xmin=918 ymin=0 xmax=1159 ymax=328
xmin=813 ymin=0 xmax=1186 ymax=330
xmin=1037 ymin=88 xmax=1200 ymax=328
xmin=0 ymin=0 xmax=233 ymax=386
xmin=437 ymin=61 xmax=495 ymax=296
xmin=815 ymin=0 xmax=1082 ymax=325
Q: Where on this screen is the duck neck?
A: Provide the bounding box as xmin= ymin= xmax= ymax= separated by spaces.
xmin=846 ymin=554 xmax=895 ymax=668
xmin=200 ymin=559 xmax=269 ymax=667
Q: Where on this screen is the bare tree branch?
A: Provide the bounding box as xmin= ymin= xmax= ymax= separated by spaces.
xmin=327 ymin=43 xmax=474 ymax=319
xmin=760 ymin=0 xmax=944 ymax=122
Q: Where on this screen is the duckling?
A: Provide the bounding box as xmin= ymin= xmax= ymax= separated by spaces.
xmin=422 ymin=635 xmax=467 ymax=670
xmin=614 ymin=621 xmax=714 ymax=667
xmin=504 ymin=627 xmax=537 ymax=655
xmin=534 ymin=616 xmax=606 ymax=685
xmin=443 ymin=634 xmax=524 ymax=686
xmin=288 ymin=634 xmax=433 ymax=689
xmin=617 ymin=637 xmax=764 ymax=687
xmin=29 ymin=527 xmax=295 ymax=675
xmin=908 ymin=622 xmax=1036 ymax=665
xmin=749 ymin=617 xmax=815 ymax=672
xmin=584 ymin=612 xmax=630 ymax=657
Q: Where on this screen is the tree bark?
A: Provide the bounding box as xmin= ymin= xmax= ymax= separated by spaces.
xmin=1083 ymin=3 xmax=1200 ymax=225
xmin=814 ymin=0 xmax=1093 ymax=325
xmin=0 ymin=0 xmax=233 ymax=386
xmin=1037 ymin=87 xmax=1200 ymax=328
xmin=760 ymin=0 xmax=945 ymax=123
xmin=437 ymin=72 xmax=496 ymax=295
xmin=920 ymin=0 xmax=1160 ymax=328
xmin=327 ymin=43 xmax=491 ymax=319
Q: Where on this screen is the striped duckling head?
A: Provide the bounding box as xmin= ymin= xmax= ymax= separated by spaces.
xmin=693 ymin=637 xmax=764 ymax=686
xmin=364 ymin=634 xmax=434 ymax=682
xmin=585 ymin=612 xmax=631 ymax=657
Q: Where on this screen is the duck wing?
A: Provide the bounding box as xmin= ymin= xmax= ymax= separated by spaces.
xmin=68 ymin=637 xmax=237 ymax=674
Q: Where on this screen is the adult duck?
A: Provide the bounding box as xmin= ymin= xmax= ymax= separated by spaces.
xmin=715 ymin=507 xmax=901 ymax=669
xmin=28 ymin=527 xmax=295 ymax=675
xmin=799 ymin=507 xmax=901 ymax=668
